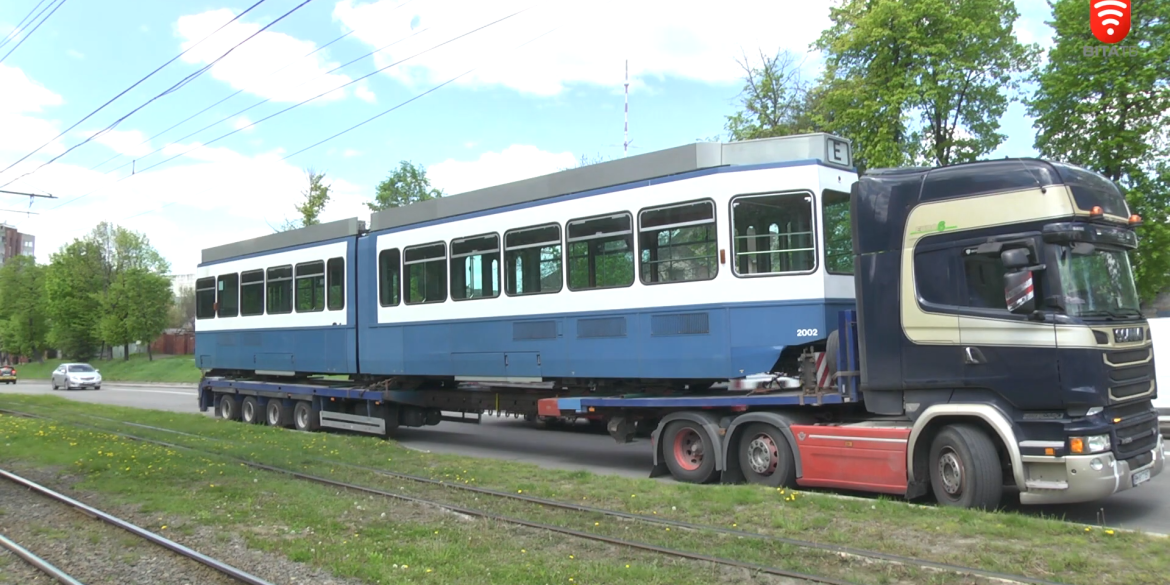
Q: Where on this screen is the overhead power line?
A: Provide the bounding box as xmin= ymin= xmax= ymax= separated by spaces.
xmin=0 ymin=0 xmax=50 ymax=51
xmin=0 ymin=0 xmax=67 ymax=66
xmin=0 ymin=0 xmax=315 ymax=190
xmin=0 ymin=0 xmax=270 ymax=177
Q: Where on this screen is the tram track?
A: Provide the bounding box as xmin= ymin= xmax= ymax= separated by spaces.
xmin=0 ymin=465 xmax=274 ymax=585
xmin=0 ymin=406 xmax=1072 ymax=585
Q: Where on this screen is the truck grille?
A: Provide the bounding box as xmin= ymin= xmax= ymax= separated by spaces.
xmin=1105 ymin=347 xmax=1155 ymax=402
xmin=1113 ymin=409 xmax=1159 ymax=461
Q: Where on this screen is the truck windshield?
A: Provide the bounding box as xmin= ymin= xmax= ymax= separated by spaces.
xmin=1056 ymin=244 xmax=1141 ymax=318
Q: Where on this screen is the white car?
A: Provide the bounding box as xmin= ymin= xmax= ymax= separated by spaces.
xmin=1151 ymin=317 xmax=1169 ymax=437
xmin=51 ymin=363 xmax=102 ymax=391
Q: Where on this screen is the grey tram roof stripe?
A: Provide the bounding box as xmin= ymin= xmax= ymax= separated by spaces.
xmin=199 ymin=133 xmax=853 ymax=264
xmin=200 ymin=217 xmax=363 ymax=264
xmin=368 ymin=133 xmax=853 ymax=232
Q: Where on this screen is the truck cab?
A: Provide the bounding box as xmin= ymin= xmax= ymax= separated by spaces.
xmin=852 ymin=158 xmax=1163 ymax=506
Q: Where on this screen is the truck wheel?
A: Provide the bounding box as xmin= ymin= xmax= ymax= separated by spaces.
xmin=219 ymin=395 xmax=240 ymax=421
xmin=663 ymin=420 xmax=718 ymax=484
xmin=293 ymin=401 xmax=320 ymax=432
xmin=241 ymin=397 xmax=262 ymax=424
xmin=737 ymin=423 xmax=796 ymax=488
xmin=266 ymin=400 xmax=290 ymax=428
xmin=929 ymin=424 xmax=1003 ymax=510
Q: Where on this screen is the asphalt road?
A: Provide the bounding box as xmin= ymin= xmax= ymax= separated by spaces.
xmin=3 ymin=380 xmax=1168 ymax=535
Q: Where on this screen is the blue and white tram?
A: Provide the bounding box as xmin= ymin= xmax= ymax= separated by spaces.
xmin=195 ymin=133 xmax=859 ymax=389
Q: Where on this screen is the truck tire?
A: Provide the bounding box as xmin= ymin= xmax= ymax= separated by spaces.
xmin=241 ymin=397 xmax=262 ymax=424
xmin=293 ymin=401 xmax=320 ymax=432
xmin=928 ymin=424 xmax=1003 ymax=510
xmin=663 ymin=420 xmax=718 ymax=484
xmin=825 ymin=329 xmax=839 ymax=379
xmin=737 ymin=423 xmax=796 ymax=488
xmin=266 ymin=399 xmax=291 ymax=428
xmin=218 ymin=395 xmax=240 ymax=421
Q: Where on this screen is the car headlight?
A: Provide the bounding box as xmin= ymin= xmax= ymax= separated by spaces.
xmin=1070 ymin=435 xmax=1111 ymax=454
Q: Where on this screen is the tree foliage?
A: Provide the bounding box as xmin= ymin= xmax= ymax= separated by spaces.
xmin=0 ymin=255 xmax=48 ymax=362
xmin=169 ymin=285 xmax=195 ymax=329
xmin=725 ymin=49 xmax=821 ymax=141
xmin=809 ymin=0 xmax=1037 ymax=171
xmin=1027 ymin=0 xmax=1170 ymax=303
xmin=367 ymin=161 xmax=443 ymax=212
xmin=45 ymin=239 xmax=104 ymax=360
xmin=279 ymin=169 xmax=332 ymax=231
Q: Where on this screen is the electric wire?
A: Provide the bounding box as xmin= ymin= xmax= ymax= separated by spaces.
xmin=40 ymin=3 xmax=536 ymax=214
xmin=0 ymin=0 xmax=67 ymax=65
xmin=0 ymin=0 xmax=50 ymax=51
xmin=0 ymin=0 xmax=312 ymax=190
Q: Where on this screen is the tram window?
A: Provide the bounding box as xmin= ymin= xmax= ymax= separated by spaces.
xmin=404 ymin=242 xmax=447 ymax=304
xmin=566 ymin=212 xmax=634 ymax=291
xmin=822 ymin=189 xmax=853 ymax=275
xmin=504 ymin=224 xmax=562 ymax=296
xmin=217 ymin=273 xmax=239 ymax=318
xmin=638 ymin=200 xmax=717 ymax=284
xmin=379 ymin=249 xmax=400 ymax=307
xmin=327 ymin=257 xmax=344 ymax=311
xmin=240 ymin=270 xmax=265 ymax=316
xmin=295 ymin=261 xmax=325 ymax=312
xmin=196 ymin=277 xmax=216 ymax=319
xmin=266 ymin=265 xmax=293 ymax=314
xmin=731 ymin=192 xmax=816 ymax=276
xmin=451 ymin=234 xmax=500 ymax=301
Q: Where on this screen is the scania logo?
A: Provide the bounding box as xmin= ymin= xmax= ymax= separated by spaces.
xmin=1113 ymin=327 xmax=1143 ymax=343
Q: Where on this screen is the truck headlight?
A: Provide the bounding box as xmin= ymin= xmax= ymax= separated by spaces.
xmin=1070 ymin=435 xmax=1111 ymax=454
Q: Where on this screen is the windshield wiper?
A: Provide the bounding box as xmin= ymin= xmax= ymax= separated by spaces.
xmin=1078 ymin=308 xmax=1143 ymax=320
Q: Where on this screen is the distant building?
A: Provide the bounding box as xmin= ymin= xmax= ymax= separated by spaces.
xmin=167 ymin=273 xmax=195 ymax=296
xmin=0 ymin=223 xmax=35 ymax=263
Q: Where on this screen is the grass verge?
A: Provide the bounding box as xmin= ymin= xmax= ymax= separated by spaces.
xmin=11 ymin=354 xmax=201 ymax=384
xmin=1 ymin=394 xmax=1167 ymax=585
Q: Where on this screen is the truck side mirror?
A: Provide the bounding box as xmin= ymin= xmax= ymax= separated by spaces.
xmin=1001 ymin=248 xmax=1030 ymax=269
xmin=1004 ymin=270 xmax=1036 ymax=314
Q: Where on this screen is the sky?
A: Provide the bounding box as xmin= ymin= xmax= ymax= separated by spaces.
xmin=0 ymin=0 xmax=1058 ymax=274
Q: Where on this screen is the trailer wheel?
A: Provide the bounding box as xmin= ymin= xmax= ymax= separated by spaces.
xmin=241 ymin=397 xmax=262 ymax=425
xmin=266 ymin=399 xmax=291 ymax=428
xmin=663 ymin=421 xmax=718 ymax=483
xmin=737 ymin=423 xmax=796 ymax=488
xmin=293 ymin=401 xmax=319 ymax=432
xmin=928 ymin=424 xmax=1003 ymax=510
xmin=218 ymin=395 xmax=240 ymax=421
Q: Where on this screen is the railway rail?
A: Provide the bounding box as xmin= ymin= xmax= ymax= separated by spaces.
xmin=0 ymin=466 xmax=274 ymax=585
xmin=0 ymin=532 xmax=84 ymax=585
xmin=0 ymin=405 xmax=1071 ymax=585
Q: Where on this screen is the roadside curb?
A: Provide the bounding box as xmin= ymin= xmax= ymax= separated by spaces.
xmin=22 ymin=378 xmax=198 ymax=390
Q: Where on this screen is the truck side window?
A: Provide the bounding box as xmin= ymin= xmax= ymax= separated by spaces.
xmin=914 ymin=248 xmax=957 ymax=306
xmin=962 ymin=255 xmax=1007 ymax=309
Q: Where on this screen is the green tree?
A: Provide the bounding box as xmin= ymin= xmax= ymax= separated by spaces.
xmin=367 ymin=161 xmax=443 ymax=212
xmin=121 ymin=269 xmax=174 ymax=361
xmin=725 ymin=49 xmax=822 ymax=140
xmin=169 ymin=284 xmax=195 ymax=329
xmin=0 ymin=255 xmax=48 ymax=362
xmin=279 ymin=169 xmax=332 ymax=231
xmin=44 ymin=239 xmax=105 ymax=360
xmin=809 ymin=0 xmax=1037 ymax=171
xmin=1026 ymin=0 xmax=1170 ymax=303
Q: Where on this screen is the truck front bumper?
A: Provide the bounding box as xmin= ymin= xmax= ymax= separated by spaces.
xmin=1018 ymin=433 xmax=1164 ymax=505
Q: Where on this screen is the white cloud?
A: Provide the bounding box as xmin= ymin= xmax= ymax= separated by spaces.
xmin=233 ymin=116 xmax=254 ymax=132
xmin=0 ymin=65 xmax=66 ymax=160
xmin=428 ymin=144 xmax=576 ymax=195
xmin=343 ymin=149 xmax=362 ymax=157
xmin=3 ymin=143 xmax=372 ymax=274
xmin=67 ymin=49 xmax=85 ymax=59
xmin=82 ymin=128 xmax=152 ymax=158
xmin=332 ymin=0 xmax=833 ymax=97
xmin=175 ymin=8 xmax=357 ymax=103
xmin=355 ymin=83 xmax=376 ymax=103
